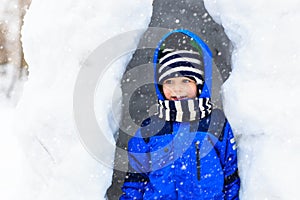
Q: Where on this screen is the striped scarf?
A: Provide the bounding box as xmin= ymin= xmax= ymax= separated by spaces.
xmin=156 ymin=98 xmax=212 ymax=122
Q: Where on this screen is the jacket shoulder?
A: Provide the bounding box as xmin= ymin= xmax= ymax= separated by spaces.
xmin=139 ymin=115 xmax=171 ymax=143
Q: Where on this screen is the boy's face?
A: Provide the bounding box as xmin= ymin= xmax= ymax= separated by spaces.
xmin=162 ymin=77 xmax=197 ymax=101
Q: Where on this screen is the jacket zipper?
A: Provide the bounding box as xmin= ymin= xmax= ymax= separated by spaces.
xmin=195 ymin=141 xmax=201 ymax=181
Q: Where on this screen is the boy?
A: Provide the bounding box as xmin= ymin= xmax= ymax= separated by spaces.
xmin=120 ymin=30 xmax=240 ymax=199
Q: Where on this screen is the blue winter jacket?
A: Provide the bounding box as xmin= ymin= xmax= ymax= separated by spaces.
xmin=120 ymin=30 xmax=240 ymax=199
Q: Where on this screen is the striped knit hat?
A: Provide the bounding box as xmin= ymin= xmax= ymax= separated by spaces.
xmin=157 ymin=48 xmax=204 ymax=86
xmin=154 ymin=31 xmax=212 ymax=121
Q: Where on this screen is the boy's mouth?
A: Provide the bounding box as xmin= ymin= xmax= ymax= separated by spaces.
xmin=171 ymin=96 xmax=188 ymax=101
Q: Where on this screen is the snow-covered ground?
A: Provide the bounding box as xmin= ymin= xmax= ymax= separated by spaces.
xmin=205 ymin=1 xmax=300 ymax=199
xmin=0 ymin=0 xmax=300 ymax=199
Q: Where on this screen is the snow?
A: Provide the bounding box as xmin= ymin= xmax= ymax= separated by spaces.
xmin=205 ymin=0 xmax=300 ymax=199
xmin=0 ymin=0 xmax=300 ymax=199
xmin=1 ymin=0 xmax=152 ymax=199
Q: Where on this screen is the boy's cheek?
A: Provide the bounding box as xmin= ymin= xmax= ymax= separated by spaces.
xmin=164 ymin=92 xmax=172 ymax=100
xmin=162 ymin=86 xmax=172 ymax=96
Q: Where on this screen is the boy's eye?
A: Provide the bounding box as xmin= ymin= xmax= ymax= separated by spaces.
xmin=182 ymin=79 xmax=192 ymax=83
xmin=164 ymin=79 xmax=173 ymax=84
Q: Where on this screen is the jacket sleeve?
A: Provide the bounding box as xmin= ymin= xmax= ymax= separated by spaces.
xmin=120 ymin=129 xmax=150 ymax=200
xmin=219 ymin=121 xmax=240 ymax=200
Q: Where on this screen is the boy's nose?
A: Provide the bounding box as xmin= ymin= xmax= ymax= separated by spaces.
xmin=173 ymin=84 xmax=183 ymax=92
xmin=172 ymin=87 xmax=184 ymax=95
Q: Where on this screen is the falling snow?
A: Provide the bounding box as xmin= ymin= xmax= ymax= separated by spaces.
xmin=0 ymin=0 xmax=299 ymax=199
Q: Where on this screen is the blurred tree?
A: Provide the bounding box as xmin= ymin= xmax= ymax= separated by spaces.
xmin=19 ymin=0 xmax=32 ymax=70
xmin=0 ymin=22 xmax=8 ymax=65
xmin=0 ymin=0 xmax=31 ymax=97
